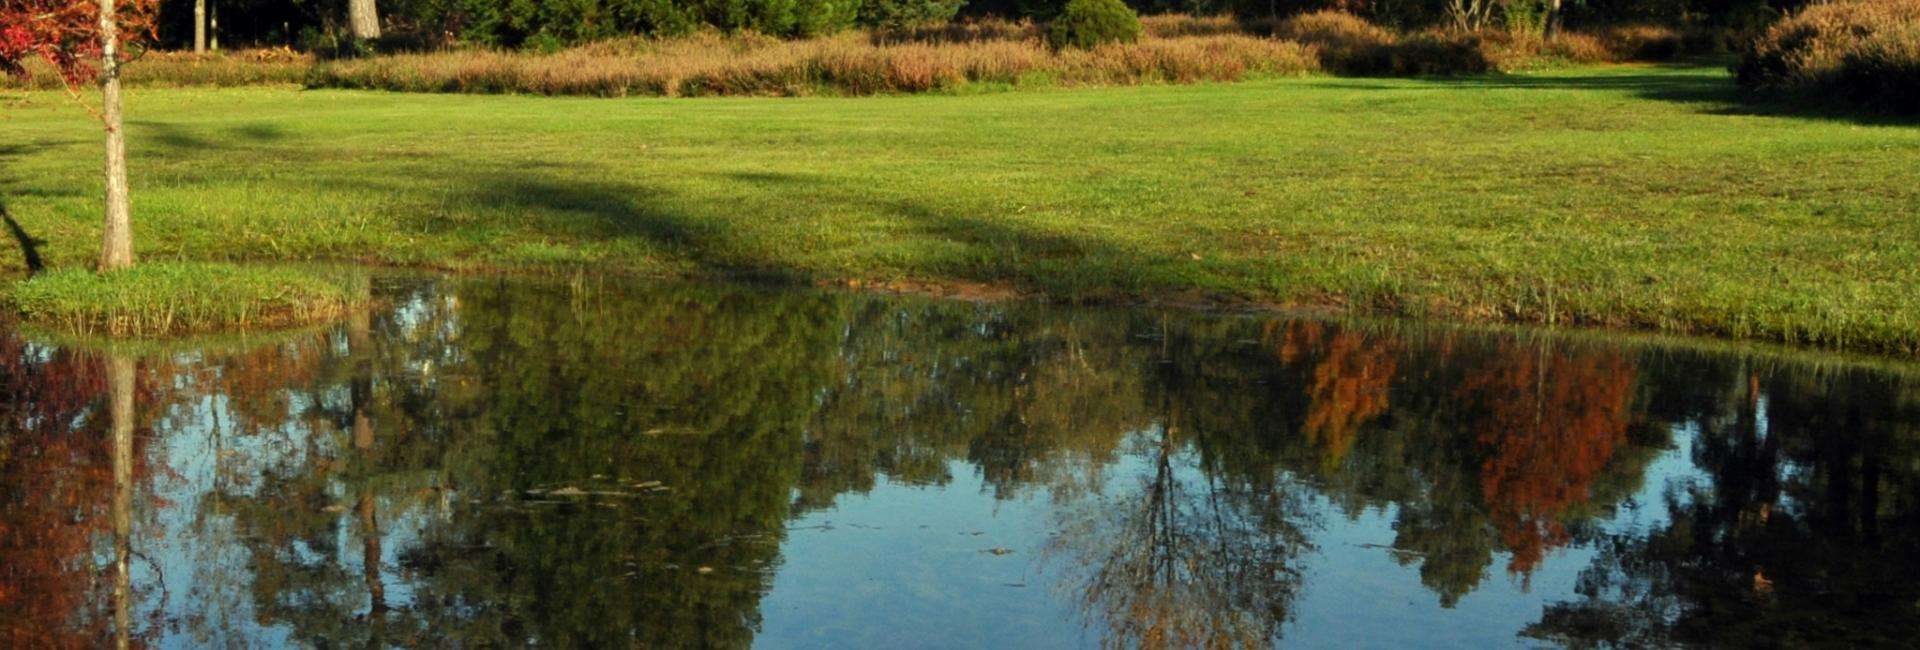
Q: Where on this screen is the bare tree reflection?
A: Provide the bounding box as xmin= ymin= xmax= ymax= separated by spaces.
xmin=1046 ymin=317 xmax=1311 ymax=649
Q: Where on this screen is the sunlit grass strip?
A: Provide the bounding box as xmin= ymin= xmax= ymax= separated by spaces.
xmin=7 ymin=263 xmax=366 ymax=337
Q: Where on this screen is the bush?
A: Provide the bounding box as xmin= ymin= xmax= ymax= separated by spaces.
xmin=1046 ymin=0 xmax=1143 ymax=50
xmin=1598 ymin=24 xmax=1685 ymax=61
xmin=1736 ymin=0 xmax=1920 ymax=113
xmin=1270 ymin=12 xmax=1491 ymax=76
xmin=1386 ymin=30 xmax=1495 ymax=76
xmin=860 ymin=0 xmax=967 ymax=30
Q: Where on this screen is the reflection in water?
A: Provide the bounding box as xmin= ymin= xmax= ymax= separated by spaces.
xmin=1 ymin=277 xmax=1917 ymax=647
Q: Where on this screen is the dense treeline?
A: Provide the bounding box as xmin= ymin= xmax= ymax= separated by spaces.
xmin=151 ymin=0 xmax=1822 ymax=49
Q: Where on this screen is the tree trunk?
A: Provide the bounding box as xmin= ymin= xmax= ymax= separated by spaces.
xmin=349 ymin=0 xmax=382 ymax=40
xmin=98 ymin=0 xmax=134 ymax=271
xmin=193 ymin=0 xmax=206 ymax=53
xmin=1543 ymin=0 xmax=1564 ymax=41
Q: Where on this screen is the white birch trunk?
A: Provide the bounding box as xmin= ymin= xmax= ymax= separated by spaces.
xmin=98 ymin=0 xmax=134 ymax=271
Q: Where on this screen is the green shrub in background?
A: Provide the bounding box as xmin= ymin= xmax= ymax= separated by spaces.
xmin=1046 ymin=0 xmax=1142 ymax=50
xmin=859 ymin=0 xmax=965 ymax=29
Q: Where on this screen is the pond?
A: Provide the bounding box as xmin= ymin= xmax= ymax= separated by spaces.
xmin=2 ymin=275 xmax=1916 ymax=648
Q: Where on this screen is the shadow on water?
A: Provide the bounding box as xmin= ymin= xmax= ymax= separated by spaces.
xmin=1 ymin=275 xmax=1917 ymax=647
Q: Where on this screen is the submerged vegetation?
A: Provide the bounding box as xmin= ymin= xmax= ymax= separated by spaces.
xmin=6 ymin=263 xmax=366 ymax=337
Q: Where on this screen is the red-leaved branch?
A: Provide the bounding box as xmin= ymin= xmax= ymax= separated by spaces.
xmin=0 ymin=1 xmax=159 ymax=89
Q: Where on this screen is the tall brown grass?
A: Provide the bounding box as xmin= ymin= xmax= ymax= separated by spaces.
xmin=312 ymin=29 xmax=1319 ymax=97
xmin=1 ymin=49 xmax=312 ymax=90
xmin=1736 ymin=0 xmax=1920 ymax=113
xmin=0 ymin=13 xmax=1721 ymax=98
xmin=1265 ymin=11 xmax=1694 ymax=76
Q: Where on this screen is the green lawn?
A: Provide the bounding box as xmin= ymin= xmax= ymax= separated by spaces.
xmin=2 ymin=64 xmax=1917 ymax=353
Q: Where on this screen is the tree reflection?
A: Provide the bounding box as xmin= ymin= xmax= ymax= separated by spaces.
xmin=0 ymin=335 xmax=112 ymax=648
xmin=2 ymin=279 xmax=1916 ymax=647
xmin=1526 ymin=363 xmax=1920 ymax=647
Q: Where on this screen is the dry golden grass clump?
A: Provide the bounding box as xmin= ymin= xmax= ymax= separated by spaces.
xmin=313 ymin=28 xmax=1319 ymax=97
xmin=1 ymin=49 xmax=313 ymax=90
xmin=1736 ymin=0 xmax=1920 ymax=112
xmin=1270 ymin=11 xmax=1493 ymax=75
xmin=1598 ymin=24 xmax=1688 ymax=60
xmin=0 ymin=12 xmax=1723 ymax=97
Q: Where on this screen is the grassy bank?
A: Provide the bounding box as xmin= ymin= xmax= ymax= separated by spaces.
xmin=1 ymin=64 xmax=1916 ymax=353
xmin=6 ymin=263 xmax=366 ymax=336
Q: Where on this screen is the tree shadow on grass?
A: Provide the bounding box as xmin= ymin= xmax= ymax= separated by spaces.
xmin=307 ymin=160 xmax=1160 ymax=298
xmin=1303 ymin=64 xmax=1916 ymax=126
xmin=0 ymin=141 xmax=84 ymax=277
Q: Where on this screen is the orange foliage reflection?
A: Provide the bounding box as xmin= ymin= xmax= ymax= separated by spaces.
xmin=0 ymin=337 xmax=110 ymax=648
xmin=1269 ymin=321 xmax=1398 ymax=469
xmin=1456 ymin=344 xmax=1636 ymax=576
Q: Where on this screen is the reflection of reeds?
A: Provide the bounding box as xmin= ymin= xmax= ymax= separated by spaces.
xmin=310 ymin=29 xmax=1320 ymax=97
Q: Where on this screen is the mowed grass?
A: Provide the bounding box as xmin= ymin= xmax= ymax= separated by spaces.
xmin=1 ymin=63 xmax=1916 ymax=353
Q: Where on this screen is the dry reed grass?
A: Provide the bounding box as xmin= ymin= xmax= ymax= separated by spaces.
xmin=1 ymin=48 xmax=312 ymax=90
xmin=0 ymin=13 xmax=1721 ymax=97
xmin=313 ymin=28 xmax=1319 ymax=97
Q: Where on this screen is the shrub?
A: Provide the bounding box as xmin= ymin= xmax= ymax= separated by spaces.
xmin=1539 ymin=32 xmax=1612 ymax=63
xmin=1046 ymin=0 xmax=1143 ymax=50
xmin=1269 ymin=10 xmax=1393 ymax=73
xmin=1386 ymin=30 xmax=1495 ymax=76
xmin=1270 ymin=10 xmax=1392 ymax=53
xmin=1269 ymin=12 xmax=1490 ymax=76
xmin=1736 ymin=0 xmax=1920 ymax=113
xmin=860 ymin=0 xmax=967 ymax=30
xmin=1599 ymin=24 xmax=1685 ymax=61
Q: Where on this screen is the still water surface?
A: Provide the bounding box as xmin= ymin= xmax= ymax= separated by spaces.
xmin=2 ymin=276 xmax=1917 ymax=648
